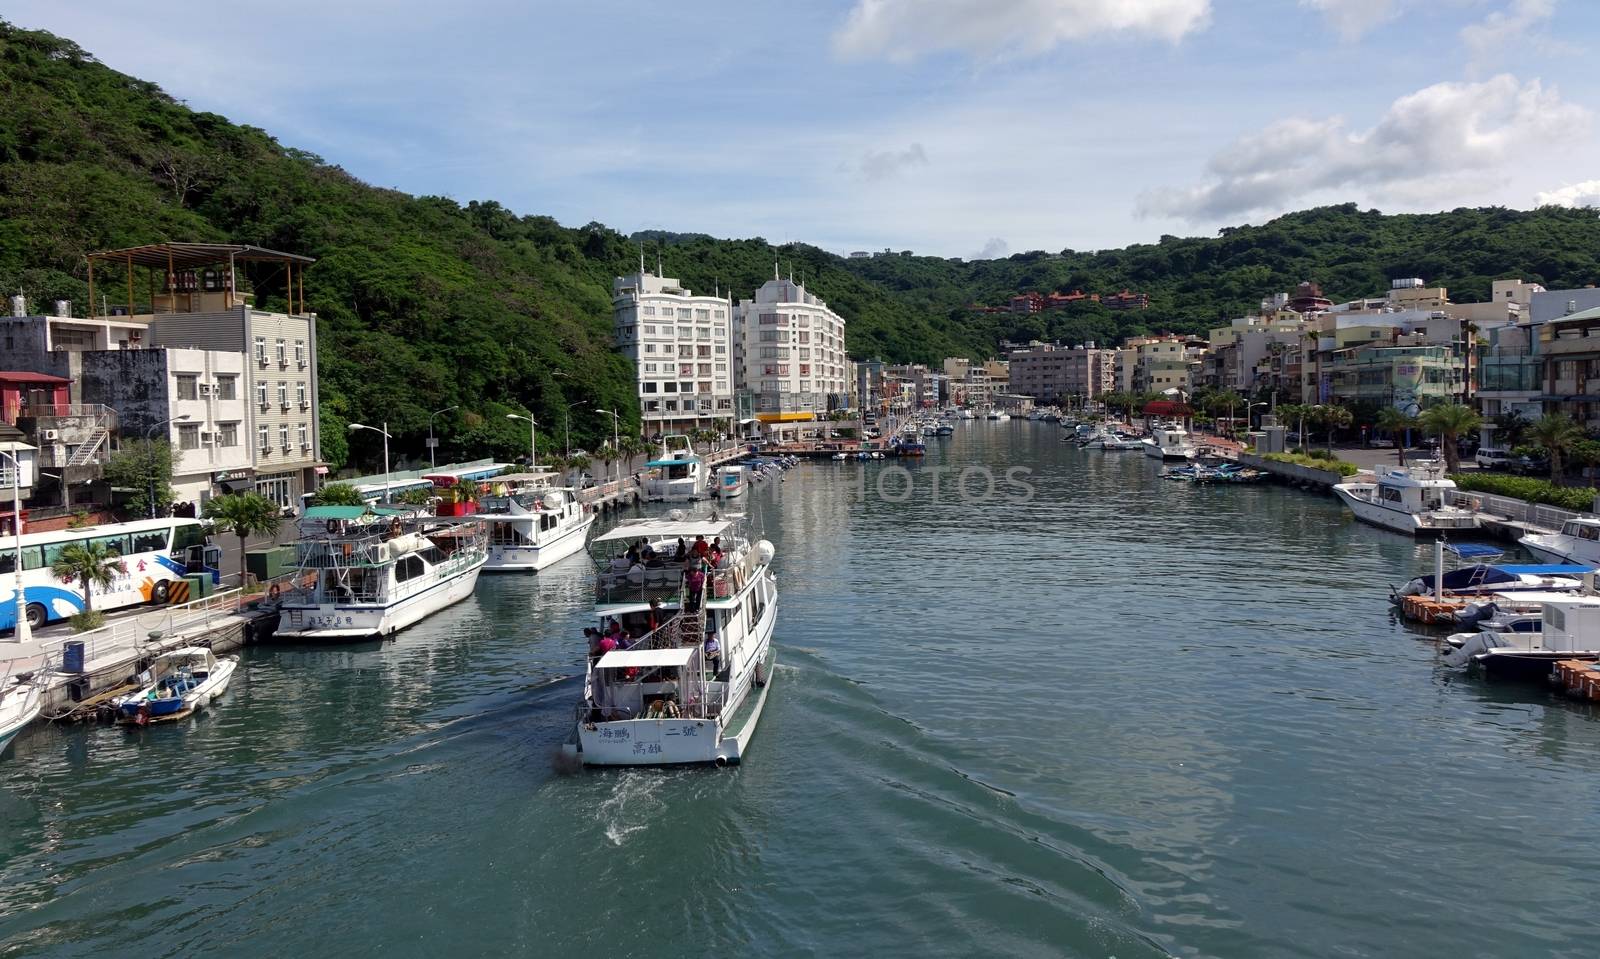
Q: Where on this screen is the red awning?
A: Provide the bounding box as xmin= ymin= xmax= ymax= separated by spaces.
xmin=1143 ymin=400 xmax=1193 ymax=416
xmin=0 ymin=371 xmax=71 ymax=384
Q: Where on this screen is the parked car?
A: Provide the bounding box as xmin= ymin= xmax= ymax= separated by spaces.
xmin=1512 ymin=454 xmax=1550 ymax=476
xmin=1475 ymin=447 xmax=1513 ymax=470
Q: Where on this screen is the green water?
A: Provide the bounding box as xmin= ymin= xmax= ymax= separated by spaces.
xmin=4 ymin=424 xmax=1600 ymax=958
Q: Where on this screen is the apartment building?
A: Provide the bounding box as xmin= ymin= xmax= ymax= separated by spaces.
xmin=734 ymin=276 xmax=850 ymax=423
xmin=611 ymin=270 xmax=735 ymax=435
xmin=1007 ymin=343 xmax=1114 ymax=402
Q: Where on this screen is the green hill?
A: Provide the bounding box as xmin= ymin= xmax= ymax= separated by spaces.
xmin=6 ymin=20 xmax=1600 ymax=468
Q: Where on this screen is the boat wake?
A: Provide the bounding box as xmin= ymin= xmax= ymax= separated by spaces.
xmin=594 ymin=771 xmax=666 ymax=846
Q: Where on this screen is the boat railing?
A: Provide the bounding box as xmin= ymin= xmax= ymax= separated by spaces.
xmin=295 ymin=533 xmax=388 ymax=569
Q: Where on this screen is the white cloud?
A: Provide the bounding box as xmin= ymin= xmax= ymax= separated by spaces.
xmin=832 ymin=0 xmax=1211 ymax=62
xmin=1137 ymin=74 xmax=1590 ymax=222
xmin=1462 ymin=0 xmax=1557 ymax=72
xmin=858 ymin=142 xmax=929 ymax=181
xmin=1536 ymin=180 xmax=1600 ymax=208
xmin=971 ymin=238 xmax=1011 ymax=259
xmin=1300 ymin=0 xmax=1400 ymax=41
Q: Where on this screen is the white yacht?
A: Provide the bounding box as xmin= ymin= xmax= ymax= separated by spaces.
xmin=1142 ymin=424 xmax=1196 ymax=460
xmin=1442 ymin=595 xmax=1600 ymax=680
xmin=1521 ymin=517 xmax=1600 ymax=566
xmin=276 ymin=507 xmax=488 ymax=640
xmin=645 ymin=435 xmax=707 ymax=502
xmin=567 ymin=514 xmax=778 ymax=767
xmin=1 ymin=672 xmax=41 ymax=755
xmin=713 ymin=465 xmax=748 ymax=500
xmin=986 ymin=410 xmax=1010 ymax=422
xmin=478 ymin=473 xmax=595 ymax=572
xmin=1332 ymin=462 xmax=1479 ymax=536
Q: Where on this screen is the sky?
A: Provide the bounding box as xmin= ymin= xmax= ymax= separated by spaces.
xmin=8 ymin=0 xmax=1600 ymax=258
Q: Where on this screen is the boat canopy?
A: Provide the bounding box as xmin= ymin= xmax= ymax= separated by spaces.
xmin=646 ymin=457 xmax=700 ymax=467
xmin=303 ymin=505 xmax=370 ymax=520
xmin=594 ymin=517 xmax=736 ymax=544
xmin=595 ymin=647 xmax=696 ymax=670
xmin=1447 ymin=543 xmax=1505 ymax=559
xmin=492 ymin=471 xmax=559 ymax=485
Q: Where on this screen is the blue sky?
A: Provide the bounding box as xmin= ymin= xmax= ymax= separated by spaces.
xmin=10 ymin=1 xmax=1599 ymax=257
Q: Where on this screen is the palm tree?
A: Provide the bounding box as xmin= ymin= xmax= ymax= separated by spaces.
xmin=1418 ymin=403 xmax=1481 ymax=473
xmin=1528 ymin=412 xmax=1585 ymax=481
xmin=1375 ymin=407 xmax=1418 ymax=466
xmin=204 ymin=492 xmax=284 ymax=587
xmin=311 ymin=482 xmax=363 ymax=506
xmin=1277 ymin=404 xmax=1308 ymax=451
xmin=1321 ymin=405 xmax=1353 ymax=452
xmin=51 ymin=541 xmax=123 ymax=612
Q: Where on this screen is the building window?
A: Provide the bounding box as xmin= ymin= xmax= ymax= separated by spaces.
xmin=257 ymin=425 xmax=270 ymax=451
xmin=175 ymin=374 xmax=198 ymax=401
xmin=279 ymin=424 xmax=290 ymax=450
xmin=694 ymin=309 xmax=710 ymax=320
xmin=643 ymin=382 xmax=658 ymax=393
xmin=216 ymin=375 xmax=237 ymax=400
xmin=644 ymin=343 xmax=657 ymax=354
xmin=297 ymin=423 xmax=309 ymax=448
xmin=676 ymin=309 xmax=692 ymax=320
xmin=277 ymin=382 xmax=288 ymax=407
xmin=297 ymin=383 xmax=308 ymax=408
xmin=254 ymin=336 xmax=266 ymax=364
xmin=256 ymin=381 xmax=268 ymax=407
xmin=642 ymin=306 xmax=655 ymax=316
xmin=178 ymin=423 xmax=200 ymax=450
xmin=217 ymin=422 xmax=239 ymax=447
xmin=295 ymin=340 xmax=306 ymax=367
xmin=275 ymin=339 xmax=286 ymax=366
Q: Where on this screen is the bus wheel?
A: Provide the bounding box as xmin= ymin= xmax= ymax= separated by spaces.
xmin=151 ymin=581 xmax=171 ymax=604
xmin=24 ymin=603 xmax=46 ymax=629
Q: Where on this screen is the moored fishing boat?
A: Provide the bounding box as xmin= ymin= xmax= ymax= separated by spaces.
xmin=566 ymin=513 xmax=778 ymax=766
xmin=112 ymin=647 xmax=238 ymax=725
xmin=275 ymin=506 xmax=487 ymax=640
xmin=645 ymin=435 xmax=707 ymax=502
xmin=0 ymin=671 xmax=41 ymax=755
xmin=478 ymin=472 xmax=594 ymax=572
xmin=1521 ymin=517 xmax=1600 ymax=566
xmin=714 ymin=465 xmax=748 ymax=499
xmin=1142 ymin=423 xmax=1196 ymax=460
xmin=1332 ymin=462 xmax=1478 ymax=536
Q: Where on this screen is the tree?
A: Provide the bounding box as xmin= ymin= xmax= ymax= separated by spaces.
xmin=50 ymin=541 xmax=123 ymax=612
xmin=204 ymin=493 xmax=284 ymax=586
xmin=1492 ymin=410 xmax=1529 ymax=449
xmin=311 ymin=482 xmax=363 ymax=506
xmin=103 ymin=439 xmax=175 ymax=517
xmin=1528 ymin=413 xmax=1585 ymax=481
xmin=1277 ymin=404 xmax=1309 ymax=450
xmin=1321 ymin=405 xmax=1353 ymax=451
xmin=1418 ymin=403 xmax=1481 ymax=472
xmin=1375 ymin=407 xmax=1418 ymax=466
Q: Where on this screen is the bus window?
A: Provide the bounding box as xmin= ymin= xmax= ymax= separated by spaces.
xmin=131 ymin=529 xmax=168 ymax=553
xmin=171 ymin=522 xmax=206 ymax=554
xmin=92 ymin=534 xmax=131 ymax=556
xmin=19 ymin=546 xmax=45 ymax=571
xmin=41 ymin=539 xmax=80 ymax=567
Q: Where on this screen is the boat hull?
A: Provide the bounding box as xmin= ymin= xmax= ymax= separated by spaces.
xmin=483 ymin=515 xmax=594 ymax=572
xmin=1332 ymin=485 xmax=1478 ymax=536
xmin=276 ymin=560 xmax=485 ymax=640
xmin=1476 ymin=650 xmax=1597 ymax=682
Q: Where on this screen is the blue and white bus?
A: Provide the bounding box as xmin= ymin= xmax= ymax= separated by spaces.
xmin=1 ymin=517 xmax=217 ymax=631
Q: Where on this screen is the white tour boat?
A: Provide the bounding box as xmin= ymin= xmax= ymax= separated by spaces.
xmin=1142 ymin=424 xmax=1197 ymax=460
xmin=713 ymin=465 xmax=748 ymax=500
xmin=1521 ymin=517 xmax=1600 ymax=566
xmin=645 ymin=435 xmax=707 ymax=502
xmin=478 ymin=472 xmax=595 ymax=572
xmin=275 ymin=506 xmax=487 ymax=641
xmin=566 ymin=513 xmax=777 ymax=767
xmin=1332 ymin=462 xmax=1479 ymax=536
xmin=1 ymin=671 xmax=42 ymax=755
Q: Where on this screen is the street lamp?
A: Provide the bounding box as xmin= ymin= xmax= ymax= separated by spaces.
xmin=591 ymin=406 xmax=622 ymax=485
xmin=348 ymin=422 xmax=392 ymax=504
xmin=427 ymin=405 xmax=457 ymax=470
xmin=145 ymin=413 xmax=191 ymax=518
xmin=1 ymin=449 xmax=31 ymax=644
xmin=506 ymin=413 xmax=538 ymax=469
xmin=561 ymin=401 xmax=586 ymax=459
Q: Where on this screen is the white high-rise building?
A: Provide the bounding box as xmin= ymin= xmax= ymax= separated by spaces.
xmin=734 ymin=276 xmax=850 ymax=421
xmin=611 ymin=270 xmax=735 ymax=436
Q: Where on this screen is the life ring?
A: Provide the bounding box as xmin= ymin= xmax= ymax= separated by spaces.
xmin=268 ymin=583 xmax=281 ymax=600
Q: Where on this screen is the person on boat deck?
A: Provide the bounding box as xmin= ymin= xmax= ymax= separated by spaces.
xmin=585 ymin=627 xmax=604 ymax=661
xmin=704 ymin=628 xmax=722 ymax=677
xmin=685 ymin=564 xmax=706 ymax=610
xmin=691 ymin=535 xmax=710 ymax=562
xmin=647 ymin=598 xmax=662 ymax=635
xmin=639 ymin=540 xmax=656 ymax=561
xmin=675 ymin=537 xmax=687 ymax=560
xmin=609 ymin=554 xmax=631 ymax=573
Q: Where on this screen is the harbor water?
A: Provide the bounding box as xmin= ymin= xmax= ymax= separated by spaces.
xmin=5 ymin=424 xmax=1600 ymax=957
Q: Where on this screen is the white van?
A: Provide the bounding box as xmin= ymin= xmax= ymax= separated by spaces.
xmin=1475 ymin=447 xmax=1513 ymax=470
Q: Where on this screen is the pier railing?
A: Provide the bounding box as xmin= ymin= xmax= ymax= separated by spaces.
xmin=37 ymin=587 xmax=247 ymax=671
xmin=1444 ymin=490 xmax=1590 ymax=533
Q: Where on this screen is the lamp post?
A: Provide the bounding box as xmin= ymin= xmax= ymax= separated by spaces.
xmin=1243 ymin=401 xmax=1269 ymax=434
xmin=561 ymin=401 xmax=585 ymax=459
xmin=348 ymin=422 xmax=392 ymax=504
xmin=427 ymin=405 xmax=457 ymax=470
xmin=145 ymin=414 xmax=191 ymax=518
xmin=592 ymin=406 xmax=622 ymax=485
xmin=506 ymin=413 xmax=537 ymax=469
xmin=1 ymin=449 xmax=30 ymax=644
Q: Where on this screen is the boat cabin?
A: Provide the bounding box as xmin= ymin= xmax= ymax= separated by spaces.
xmin=1373 ymin=462 xmax=1457 ymax=511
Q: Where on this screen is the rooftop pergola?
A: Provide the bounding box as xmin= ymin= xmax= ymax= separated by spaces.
xmin=85 ymin=242 xmax=315 ymax=319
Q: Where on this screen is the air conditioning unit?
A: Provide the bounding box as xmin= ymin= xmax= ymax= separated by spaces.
xmin=299 ymin=401 xmax=310 ymax=410
xmin=257 ymin=356 xmax=268 ymax=367
xmin=280 ymin=444 xmax=292 ymax=452
xmin=301 ymin=442 xmax=312 ymax=451
xmin=298 ymin=360 xmax=307 ymax=369
xmin=41 ymin=429 xmax=60 ymax=441
xmin=198 ymin=383 xmax=214 ymax=396
xmin=280 ymin=403 xmax=290 ymax=411
xmin=200 ymin=432 xmax=213 ymax=443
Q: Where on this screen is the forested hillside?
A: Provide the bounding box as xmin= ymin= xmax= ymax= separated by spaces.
xmin=6 ymin=20 xmax=1600 ymax=469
